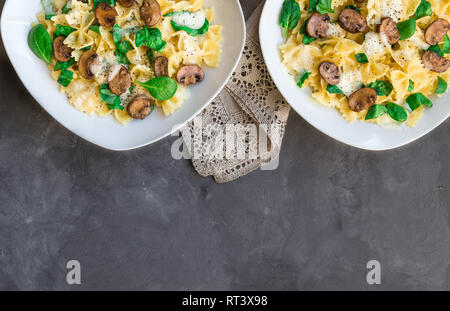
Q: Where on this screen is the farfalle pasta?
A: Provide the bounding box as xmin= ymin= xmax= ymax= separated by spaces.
xmin=29 ymin=0 xmax=223 ymax=125
xmin=279 ymin=0 xmax=450 ymax=127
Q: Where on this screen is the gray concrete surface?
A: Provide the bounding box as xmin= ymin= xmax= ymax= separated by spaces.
xmin=0 ymin=0 xmax=449 ymax=291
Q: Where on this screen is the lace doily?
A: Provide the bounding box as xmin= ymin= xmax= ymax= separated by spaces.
xmin=181 ymin=3 xmax=290 ymax=183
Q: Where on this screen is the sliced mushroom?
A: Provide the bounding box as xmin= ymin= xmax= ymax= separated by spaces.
xmin=422 ymin=51 xmax=450 ymax=73
xmin=319 ymin=62 xmax=341 ymax=85
xmin=53 ymin=36 xmax=73 ymax=63
xmin=140 ymin=0 xmax=161 ymax=27
xmin=424 ymin=18 xmax=450 ymax=46
xmin=348 ymin=88 xmax=377 ymax=112
xmin=117 ymin=0 xmax=135 ymax=8
xmin=379 ymin=17 xmax=400 ymax=45
xmin=95 ymin=2 xmax=118 ymax=28
xmin=78 ymin=50 xmax=103 ymax=80
xmin=306 ymin=12 xmax=330 ymax=39
xmin=108 ymin=65 xmax=131 ymax=95
xmin=153 ymin=56 xmax=169 ymax=77
xmin=176 ymin=65 xmax=205 ymax=86
xmin=127 ymin=95 xmax=155 ymax=120
xmin=338 ymin=8 xmax=368 ymax=34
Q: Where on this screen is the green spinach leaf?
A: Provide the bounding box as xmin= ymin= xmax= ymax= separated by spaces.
xmin=280 ymin=0 xmax=301 ymax=38
xmin=136 ymin=27 xmax=167 ymax=52
xmin=443 ymin=35 xmax=450 ymax=54
xmin=386 ymin=102 xmax=407 ymax=122
xmin=136 ymin=77 xmax=178 ymax=101
xmin=297 ymin=71 xmax=311 ymax=88
xmin=368 ymin=81 xmax=393 ymax=96
xmin=147 ymin=49 xmax=155 ymax=66
xmin=327 ymin=84 xmax=344 ymax=94
xmin=299 ymin=18 xmax=308 ymax=34
xmin=309 ymin=0 xmax=319 ymax=12
xmin=89 ymin=24 xmax=101 ymax=34
xmin=54 ymin=25 xmax=76 ymax=38
xmin=345 ymin=5 xmax=361 ymax=14
xmin=408 ymin=79 xmax=415 ymax=92
xmin=302 ymin=34 xmax=317 ymax=45
xmin=100 ymin=83 xmax=123 ymax=110
xmin=171 ymin=18 xmax=210 ymax=37
xmin=116 ymin=50 xmax=130 ymax=65
xmin=415 ymin=0 xmax=432 ymax=19
xmin=406 ymin=93 xmax=433 ymax=111
xmin=57 ymin=69 xmax=73 ymax=87
xmin=365 ymin=104 xmax=387 ymax=120
xmin=397 ymin=18 xmax=416 ymax=40
xmin=62 ymin=0 xmax=72 ymax=14
xmin=54 ymin=58 xmax=75 ymax=71
xmin=117 ymin=41 xmax=134 ymax=54
xmin=164 ymin=10 xmax=190 ymax=17
xmin=28 ymin=24 xmax=53 ymax=64
xmin=355 ymin=53 xmax=369 ymax=64
xmin=93 ymin=0 xmax=116 ymax=9
xmin=112 ymin=24 xmax=123 ymax=43
xmin=428 ymin=44 xmax=444 ymax=57
xmin=316 ymin=0 xmax=334 ymax=14
xmin=435 ymin=77 xmax=448 ymax=94
xmin=112 ymin=24 xmax=134 ymax=54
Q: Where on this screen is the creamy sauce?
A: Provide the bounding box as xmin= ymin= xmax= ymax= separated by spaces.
xmin=364 ymin=32 xmax=390 ymax=59
xmin=172 ymin=11 xmax=206 ymax=30
xmin=337 ymin=71 xmax=363 ymax=97
xmin=381 ymin=0 xmax=403 ymax=22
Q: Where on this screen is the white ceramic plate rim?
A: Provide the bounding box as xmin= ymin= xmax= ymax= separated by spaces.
xmin=259 ymin=0 xmax=450 ymax=151
xmin=1 ymin=0 xmax=246 ymax=151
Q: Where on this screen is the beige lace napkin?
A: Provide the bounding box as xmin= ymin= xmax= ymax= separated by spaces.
xmin=181 ymin=3 xmax=290 ymax=183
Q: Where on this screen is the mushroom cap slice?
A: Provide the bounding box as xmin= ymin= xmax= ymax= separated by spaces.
xmin=95 ymin=2 xmax=118 ymax=28
xmin=109 ymin=65 xmax=132 ymax=95
xmin=306 ymin=12 xmax=330 ymax=39
xmin=338 ymin=8 xmax=368 ymax=33
xmin=127 ymin=95 xmax=155 ymax=120
xmin=422 ymin=51 xmax=450 ymax=73
xmin=140 ymin=0 xmax=161 ymax=27
xmin=425 ymin=18 xmax=450 ymax=46
xmin=379 ymin=17 xmax=400 ymax=45
xmin=319 ymin=62 xmax=341 ymax=85
xmin=153 ymin=56 xmax=169 ymax=77
xmin=117 ymin=0 xmax=135 ymax=8
xmin=176 ymin=65 xmax=205 ymax=86
xmin=348 ymin=88 xmax=377 ymax=112
xmin=53 ymin=36 xmax=73 ymax=63
xmin=78 ymin=50 xmax=103 ymax=80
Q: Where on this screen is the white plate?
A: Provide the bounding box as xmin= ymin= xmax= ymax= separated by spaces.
xmin=259 ymin=0 xmax=450 ymax=151
xmin=0 ymin=0 xmax=245 ymax=151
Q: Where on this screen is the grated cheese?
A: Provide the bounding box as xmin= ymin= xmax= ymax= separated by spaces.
xmin=364 ymin=32 xmax=391 ymax=60
xmin=172 ymin=11 xmax=206 ymax=30
xmin=381 ymin=0 xmax=403 ymax=22
xmin=338 ymin=71 xmax=363 ymax=97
